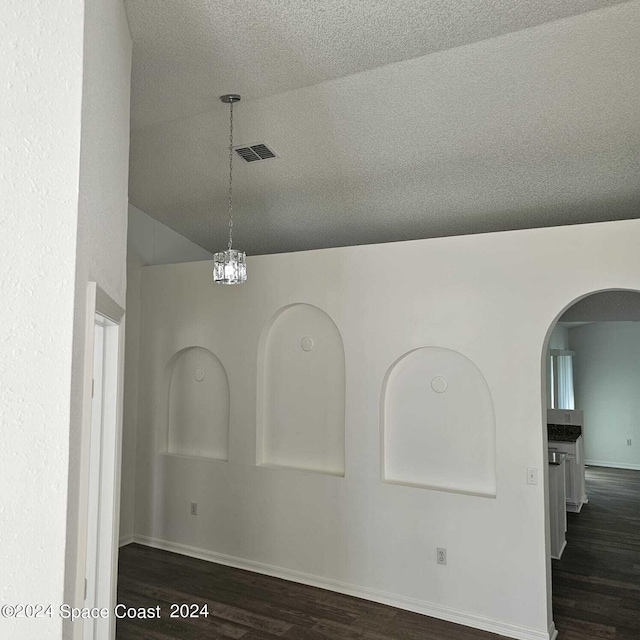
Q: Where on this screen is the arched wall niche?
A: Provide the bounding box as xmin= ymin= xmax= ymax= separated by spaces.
xmin=257 ymin=303 xmax=346 ymax=476
xmin=162 ymin=346 xmax=230 ymax=460
xmin=382 ymin=346 xmax=496 ymax=497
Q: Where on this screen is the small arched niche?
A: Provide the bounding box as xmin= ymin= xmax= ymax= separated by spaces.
xmin=164 ymin=346 xmax=230 ymax=460
xmin=382 ymin=347 xmax=496 ymax=496
xmin=257 ymin=304 xmax=345 ymax=476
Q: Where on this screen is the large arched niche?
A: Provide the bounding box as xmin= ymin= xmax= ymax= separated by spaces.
xmin=257 ymin=303 xmax=345 ymax=476
xmin=382 ymin=347 xmax=496 ymax=497
xmin=162 ymin=346 xmax=230 ymax=460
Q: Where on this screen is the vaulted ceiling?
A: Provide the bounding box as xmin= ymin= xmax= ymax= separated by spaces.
xmin=125 ymin=0 xmax=640 ymax=255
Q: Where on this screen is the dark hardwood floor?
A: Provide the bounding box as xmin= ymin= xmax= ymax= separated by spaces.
xmin=116 ymin=546 xmax=503 ymax=640
xmin=116 ymin=466 xmax=640 ymax=640
xmin=552 ymin=466 xmax=640 ymax=639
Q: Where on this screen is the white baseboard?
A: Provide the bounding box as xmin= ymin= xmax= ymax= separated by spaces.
xmin=551 ymin=539 xmax=567 ymax=561
xmin=132 ymin=534 xmax=552 ymax=640
xmin=119 ymin=534 xmax=135 ymax=547
xmin=548 ymin=622 xmax=558 ymax=640
xmin=566 ymin=501 xmax=584 ymax=514
xmin=585 ymin=460 xmax=640 ymax=471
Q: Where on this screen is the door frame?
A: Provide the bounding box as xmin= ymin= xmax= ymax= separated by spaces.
xmin=75 ymin=282 xmax=125 ymax=640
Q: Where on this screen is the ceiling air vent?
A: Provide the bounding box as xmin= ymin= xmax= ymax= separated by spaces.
xmin=233 ymin=143 xmax=278 ymax=163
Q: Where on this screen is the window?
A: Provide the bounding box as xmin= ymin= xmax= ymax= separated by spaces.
xmin=549 ymin=350 xmax=575 ymax=409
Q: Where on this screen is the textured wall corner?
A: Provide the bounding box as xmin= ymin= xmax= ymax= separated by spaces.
xmin=0 ymin=1 xmax=85 ymax=637
xmin=64 ymin=0 xmax=133 ymax=631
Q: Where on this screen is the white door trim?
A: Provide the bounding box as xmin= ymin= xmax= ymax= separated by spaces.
xmin=75 ymin=282 xmax=125 ymax=640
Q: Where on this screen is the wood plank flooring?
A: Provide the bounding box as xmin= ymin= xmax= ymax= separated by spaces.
xmin=116 ymin=466 xmax=640 ymax=639
xmin=116 ymin=545 xmax=503 ymax=640
xmin=552 ymin=466 xmax=640 ymax=639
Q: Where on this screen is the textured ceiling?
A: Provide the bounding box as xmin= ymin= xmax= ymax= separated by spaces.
xmin=127 ymin=1 xmax=640 ymax=255
xmin=125 ymin=0 xmax=631 ymax=130
xmin=561 ymin=292 xmax=640 ymax=322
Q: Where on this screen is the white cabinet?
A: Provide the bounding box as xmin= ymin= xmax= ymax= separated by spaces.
xmin=548 ymin=436 xmax=587 ymax=513
xmin=549 ymin=458 xmax=567 ymax=559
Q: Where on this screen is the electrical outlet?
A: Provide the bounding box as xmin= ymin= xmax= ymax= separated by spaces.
xmin=437 ymin=548 xmax=447 ymax=565
xmin=190 ymin=502 xmax=198 ymax=516
xmin=627 ymin=438 xmax=632 ymax=447
xmin=527 ymin=467 xmax=538 ymax=485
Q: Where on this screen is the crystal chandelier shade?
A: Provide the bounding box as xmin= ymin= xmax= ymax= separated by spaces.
xmin=213 ymin=249 xmax=246 ymax=284
xmin=213 ymin=94 xmax=247 ymax=285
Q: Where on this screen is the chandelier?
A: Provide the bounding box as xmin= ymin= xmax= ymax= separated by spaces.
xmin=213 ymin=94 xmax=247 ymax=285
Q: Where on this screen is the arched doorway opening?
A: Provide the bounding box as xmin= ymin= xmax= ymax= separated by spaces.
xmin=542 ymin=289 xmax=640 ymax=639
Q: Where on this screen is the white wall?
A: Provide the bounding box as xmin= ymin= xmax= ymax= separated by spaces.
xmin=132 ymin=217 xmax=640 ymax=640
xmin=120 ymin=262 xmax=141 ymax=545
xmin=570 ymin=322 xmax=640 ymax=470
xmin=548 ymin=325 xmax=569 ymax=350
xmin=128 ymin=204 xmax=213 ymax=266
xmin=119 ymin=205 xmax=213 ymax=542
xmin=0 ymin=2 xmax=84 ymax=638
xmin=64 ymin=1 xmax=132 ymax=636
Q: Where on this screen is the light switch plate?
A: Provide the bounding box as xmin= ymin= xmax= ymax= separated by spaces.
xmin=527 ymin=467 xmax=538 ymax=485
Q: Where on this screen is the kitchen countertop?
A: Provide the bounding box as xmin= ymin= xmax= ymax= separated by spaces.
xmin=548 ymin=423 xmax=582 ymax=443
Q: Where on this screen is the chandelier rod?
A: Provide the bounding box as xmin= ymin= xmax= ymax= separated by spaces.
xmin=227 ymin=99 xmax=234 ymax=250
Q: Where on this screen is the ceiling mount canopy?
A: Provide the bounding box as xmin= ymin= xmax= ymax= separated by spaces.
xmin=213 ymin=93 xmax=247 ymax=285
